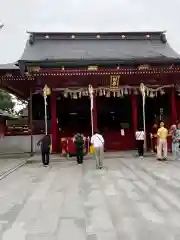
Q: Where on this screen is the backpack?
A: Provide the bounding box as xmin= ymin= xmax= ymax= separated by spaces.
xmin=75 ymin=135 xmax=84 ymax=147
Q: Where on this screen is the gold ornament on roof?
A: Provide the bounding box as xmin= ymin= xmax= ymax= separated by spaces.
xmin=138 ymin=65 xmax=149 ymax=70
xmin=88 ymin=66 xmax=98 ymax=71
xmin=28 ymin=66 xmax=40 ymax=73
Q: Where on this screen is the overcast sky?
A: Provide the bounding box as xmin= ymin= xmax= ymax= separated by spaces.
xmin=0 ymin=0 xmax=180 ymax=63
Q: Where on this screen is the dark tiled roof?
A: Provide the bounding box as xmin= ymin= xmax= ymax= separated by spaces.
xmin=0 ymin=63 xmax=19 ymax=70
xmin=19 ymin=32 xmax=180 ymax=65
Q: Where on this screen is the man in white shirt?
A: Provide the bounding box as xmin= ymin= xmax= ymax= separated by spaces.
xmin=91 ymin=131 xmax=104 ymax=169
xmin=135 ymin=128 xmax=144 ymax=158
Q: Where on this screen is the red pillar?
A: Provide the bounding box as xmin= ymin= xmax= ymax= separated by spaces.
xmin=51 ymin=91 xmax=57 ymax=152
xmin=131 ymin=93 xmax=138 ymax=133
xmin=92 ymin=94 xmax=98 ymax=133
xmin=171 ymin=89 xmax=177 ymax=124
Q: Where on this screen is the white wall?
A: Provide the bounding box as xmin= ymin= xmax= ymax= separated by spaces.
xmin=0 ymin=135 xmax=48 ymax=153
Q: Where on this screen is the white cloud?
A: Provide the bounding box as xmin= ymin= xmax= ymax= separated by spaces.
xmin=0 ymin=0 xmax=180 ymax=63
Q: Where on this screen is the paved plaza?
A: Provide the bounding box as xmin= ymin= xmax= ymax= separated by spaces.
xmin=1 ymin=154 xmax=180 ymax=239
xmin=0 ymin=156 xmax=27 ymax=180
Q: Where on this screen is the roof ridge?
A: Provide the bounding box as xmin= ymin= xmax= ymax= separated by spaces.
xmin=27 ymin=31 xmax=166 ymax=35
xmin=27 ymin=31 xmax=167 ymax=44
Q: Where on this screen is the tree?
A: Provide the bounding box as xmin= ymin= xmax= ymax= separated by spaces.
xmin=13 ymin=98 xmax=27 ymax=116
xmin=0 ymin=89 xmax=15 ymax=113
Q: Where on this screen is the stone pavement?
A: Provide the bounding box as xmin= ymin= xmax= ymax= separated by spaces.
xmin=27 ymin=150 xmax=157 ymax=162
xmin=0 ymin=156 xmax=27 ymax=179
xmin=1 ymin=155 xmax=180 ymax=239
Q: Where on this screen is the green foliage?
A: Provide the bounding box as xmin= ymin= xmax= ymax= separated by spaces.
xmin=0 ymin=89 xmax=15 ymax=113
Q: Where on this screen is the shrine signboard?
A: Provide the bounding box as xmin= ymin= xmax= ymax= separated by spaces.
xmin=110 ymin=75 xmax=120 ymax=89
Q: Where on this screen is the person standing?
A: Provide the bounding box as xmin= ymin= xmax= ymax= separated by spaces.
xmin=74 ymin=133 xmax=84 ymax=164
xmin=171 ymin=123 xmax=180 ymax=160
xmin=135 ymin=128 xmax=144 ymax=158
xmin=170 ymin=124 xmax=177 ymax=159
xmin=151 ymin=124 xmax=158 ymax=153
xmin=91 ymin=131 xmax=104 ymax=169
xmin=37 ymin=134 xmax=51 ymax=166
xmin=176 ymin=123 xmax=180 ymax=159
xmin=157 ymin=122 xmax=168 ymax=160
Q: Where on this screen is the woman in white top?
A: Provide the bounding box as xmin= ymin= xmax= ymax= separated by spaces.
xmin=135 ymin=128 xmax=144 ymax=157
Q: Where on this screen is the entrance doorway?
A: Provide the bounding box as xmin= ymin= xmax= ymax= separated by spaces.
xmin=97 ymin=96 xmax=135 ymax=150
xmin=137 ymin=93 xmax=171 ymax=149
xmin=138 ymin=93 xmax=171 ymax=128
xmin=56 ymin=96 xmax=91 ymax=137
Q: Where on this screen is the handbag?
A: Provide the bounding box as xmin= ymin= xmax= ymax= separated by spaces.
xmin=90 ymin=144 xmax=94 ymax=154
xmin=50 ymin=144 xmax=52 ymax=154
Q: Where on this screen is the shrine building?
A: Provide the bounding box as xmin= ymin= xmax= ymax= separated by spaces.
xmin=1 ymin=31 xmax=180 ymax=153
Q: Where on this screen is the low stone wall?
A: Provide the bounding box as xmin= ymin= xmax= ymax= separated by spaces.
xmin=0 ymin=135 xmax=48 ymax=153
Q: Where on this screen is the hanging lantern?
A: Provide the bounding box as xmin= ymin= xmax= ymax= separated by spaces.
xmin=73 ymin=92 xmax=78 ymax=99
xmin=113 ymin=91 xmax=116 ymax=97
xmin=103 ymin=89 xmax=106 ymax=96
xmin=64 ymin=91 xmax=68 ymax=98
xmin=160 ymin=89 xmax=165 ymax=95
xmin=155 ymin=91 xmax=158 ymax=97
xmin=150 ymin=91 xmax=154 ymax=98
xmin=79 ymin=92 xmax=82 ymax=98
xmin=106 ymin=91 xmax=110 ymax=98
xmin=124 ymin=88 xmax=128 ymax=95
xmin=99 ymin=89 xmax=103 ymax=96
